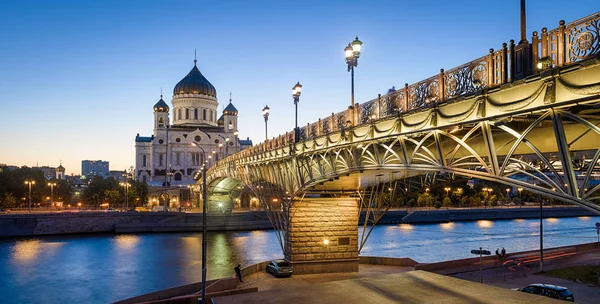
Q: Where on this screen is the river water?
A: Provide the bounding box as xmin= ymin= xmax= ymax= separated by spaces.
xmin=1 ymin=216 xmax=599 ymax=304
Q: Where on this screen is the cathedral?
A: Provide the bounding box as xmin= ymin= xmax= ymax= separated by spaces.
xmin=135 ymin=58 xmax=251 ymax=206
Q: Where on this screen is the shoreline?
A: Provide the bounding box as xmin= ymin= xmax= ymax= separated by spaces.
xmin=0 ymin=206 xmax=597 ymax=238
xmin=116 ymin=241 xmax=600 ymax=304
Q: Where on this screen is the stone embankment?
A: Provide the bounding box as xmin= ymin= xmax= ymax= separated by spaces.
xmin=0 ymin=211 xmax=273 ymax=237
xmin=0 ymin=206 xmax=596 ymax=237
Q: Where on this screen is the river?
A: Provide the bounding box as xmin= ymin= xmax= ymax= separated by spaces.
xmin=1 ymin=216 xmax=599 ymax=303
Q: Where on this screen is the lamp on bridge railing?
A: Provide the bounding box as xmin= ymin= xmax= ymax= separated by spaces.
xmin=292 ymin=82 xmax=303 ymax=143
xmin=345 ymin=36 xmax=363 ymax=110
xmin=262 ymin=105 xmax=270 ymax=140
xmin=444 ymin=187 xmax=451 ymax=197
xmin=537 ymin=56 xmax=553 ymax=70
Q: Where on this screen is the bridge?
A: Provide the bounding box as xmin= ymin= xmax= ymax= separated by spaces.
xmin=198 ymin=12 xmax=600 ymax=274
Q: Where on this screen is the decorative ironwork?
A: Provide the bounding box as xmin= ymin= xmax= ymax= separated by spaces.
xmin=444 ymin=57 xmax=488 ymax=99
xmin=298 ymin=126 xmax=306 ymax=141
xmin=360 ymin=100 xmax=375 ymax=124
xmin=408 ymin=77 xmax=439 ymax=110
xmin=334 ymin=111 xmax=347 ymax=131
xmin=381 ymin=92 xmax=397 ymax=116
xmin=566 ymin=14 xmax=600 ymax=63
xmin=322 ymin=117 xmax=331 ymax=134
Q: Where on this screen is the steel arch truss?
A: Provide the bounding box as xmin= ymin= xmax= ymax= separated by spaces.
xmin=212 ymin=108 xmax=600 ymax=213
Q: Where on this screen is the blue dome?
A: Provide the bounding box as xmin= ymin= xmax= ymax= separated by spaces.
xmin=223 ymin=102 xmax=238 ymax=115
xmin=153 ymin=97 xmax=169 ymax=112
xmin=173 ymin=61 xmax=217 ymax=97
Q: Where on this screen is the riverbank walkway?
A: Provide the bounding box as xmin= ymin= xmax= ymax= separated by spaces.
xmin=213 ymin=247 xmax=600 ymax=304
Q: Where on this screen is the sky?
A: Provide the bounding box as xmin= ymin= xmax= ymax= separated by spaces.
xmin=0 ymin=0 xmax=598 ymax=175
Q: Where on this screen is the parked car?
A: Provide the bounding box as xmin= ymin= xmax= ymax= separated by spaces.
xmin=515 ymin=284 xmax=574 ymax=302
xmin=265 ymin=259 xmax=293 ymax=278
xmin=105 ymin=208 xmax=120 ymax=212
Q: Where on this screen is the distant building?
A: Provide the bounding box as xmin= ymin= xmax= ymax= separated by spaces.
xmin=36 ymin=166 xmax=56 ymax=180
xmin=33 ymin=162 xmax=65 ymax=180
xmin=109 ymin=170 xmax=127 ymax=182
xmin=56 ymin=164 xmax=65 ymax=180
xmin=82 ymin=160 xmax=109 ymax=178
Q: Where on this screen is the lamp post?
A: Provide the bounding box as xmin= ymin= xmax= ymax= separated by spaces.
xmin=120 ymin=181 xmax=129 ymax=211
xmin=225 ymin=138 xmax=230 ymax=158
xmin=518 ymin=187 xmax=523 ymax=207
xmin=47 ymin=182 xmax=56 ymax=208
xmin=444 ymin=187 xmax=451 ymax=197
xmin=164 ymin=123 xmax=170 ymax=212
xmin=24 ymin=180 xmax=35 ymax=213
xmin=191 ymin=142 xmax=208 ymax=303
xmin=218 ymin=143 xmax=223 ymax=160
xmin=262 ymin=105 xmax=270 ymax=140
xmin=292 ymin=82 xmax=302 ymax=143
xmin=344 ymin=36 xmax=363 ymax=111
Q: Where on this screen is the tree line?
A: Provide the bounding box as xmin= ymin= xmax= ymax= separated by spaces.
xmin=0 ymin=165 xmax=148 ymax=209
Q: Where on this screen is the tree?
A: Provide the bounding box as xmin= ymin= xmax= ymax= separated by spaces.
xmin=442 ymin=196 xmax=452 ymax=209
xmin=417 ymin=193 xmax=434 ymax=208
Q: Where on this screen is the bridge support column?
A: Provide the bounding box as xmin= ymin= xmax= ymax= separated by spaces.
xmin=285 ymin=197 xmax=359 ymax=274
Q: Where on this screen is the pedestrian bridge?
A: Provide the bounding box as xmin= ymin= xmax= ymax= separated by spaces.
xmin=198 ymin=12 xmax=600 ymax=274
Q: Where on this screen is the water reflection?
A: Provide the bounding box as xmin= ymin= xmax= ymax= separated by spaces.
xmin=11 ymin=239 xmax=42 ymax=263
xmin=1 ymin=216 xmax=600 ymax=304
xmin=440 ymin=222 xmax=455 ymax=231
xmin=114 ymin=234 xmax=140 ymax=251
xmin=476 ymin=220 xmax=493 ymax=229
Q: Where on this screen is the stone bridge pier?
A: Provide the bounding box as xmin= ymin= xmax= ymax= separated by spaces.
xmin=285 ymin=197 xmax=359 ymax=274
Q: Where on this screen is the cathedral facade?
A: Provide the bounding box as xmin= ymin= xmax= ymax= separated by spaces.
xmin=135 ymin=59 xmax=251 ymax=195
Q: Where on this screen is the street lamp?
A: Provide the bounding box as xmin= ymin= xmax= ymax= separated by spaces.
xmin=518 ymin=187 xmax=523 ymax=207
xmin=444 ymin=187 xmax=451 ymax=197
xmin=292 ymin=82 xmax=302 ymax=143
xmin=225 ymin=137 xmax=230 ymax=158
xmin=120 ymin=182 xmax=130 ymax=210
xmin=191 ymin=142 xmax=208 ymax=303
xmin=25 ymin=180 xmax=35 ymax=213
xmin=262 ymin=105 xmax=270 ymax=140
xmin=47 ymin=182 xmax=56 ymax=208
xmin=345 ymin=36 xmax=363 ymax=110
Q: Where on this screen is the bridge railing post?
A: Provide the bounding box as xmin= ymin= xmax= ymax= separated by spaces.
xmin=540 ymin=27 xmax=548 ymax=59
xmin=376 ymin=94 xmax=381 ymax=119
xmin=317 ymin=118 xmax=322 ymax=137
xmin=557 ymin=20 xmax=566 ymax=66
xmin=502 ymin=42 xmax=509 ymax=84
xmin=438 ymin=69 xmax=445 ymax=102
xmin=403 ymin=83 xmax=409 ymax=112
xmin=487 ymin=48 xmax=494 ymax=87
xmin=531 ymin=31 xmax=539 ymax=71
xmin=509 ymin=39 xmax=516 ymax=82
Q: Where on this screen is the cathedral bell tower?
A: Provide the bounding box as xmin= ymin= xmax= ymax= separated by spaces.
xmin=153 ymin=95 xmax=170 ymax=135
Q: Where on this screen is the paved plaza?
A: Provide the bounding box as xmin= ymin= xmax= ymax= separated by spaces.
xmin=214 ymin=249 xmax=600 ymax=304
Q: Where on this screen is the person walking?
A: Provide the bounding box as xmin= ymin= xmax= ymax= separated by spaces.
xmin=234 ymin=264 xmax=243 ymax=282
xmin=501 ymin=247 xmax=506 ymax=261
xmin=495 ymin=248 xmax=501 ymax=261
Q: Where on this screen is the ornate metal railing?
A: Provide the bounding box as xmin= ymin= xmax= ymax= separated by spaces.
xmin=237 ymin=12 xmax=599 ymax=159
